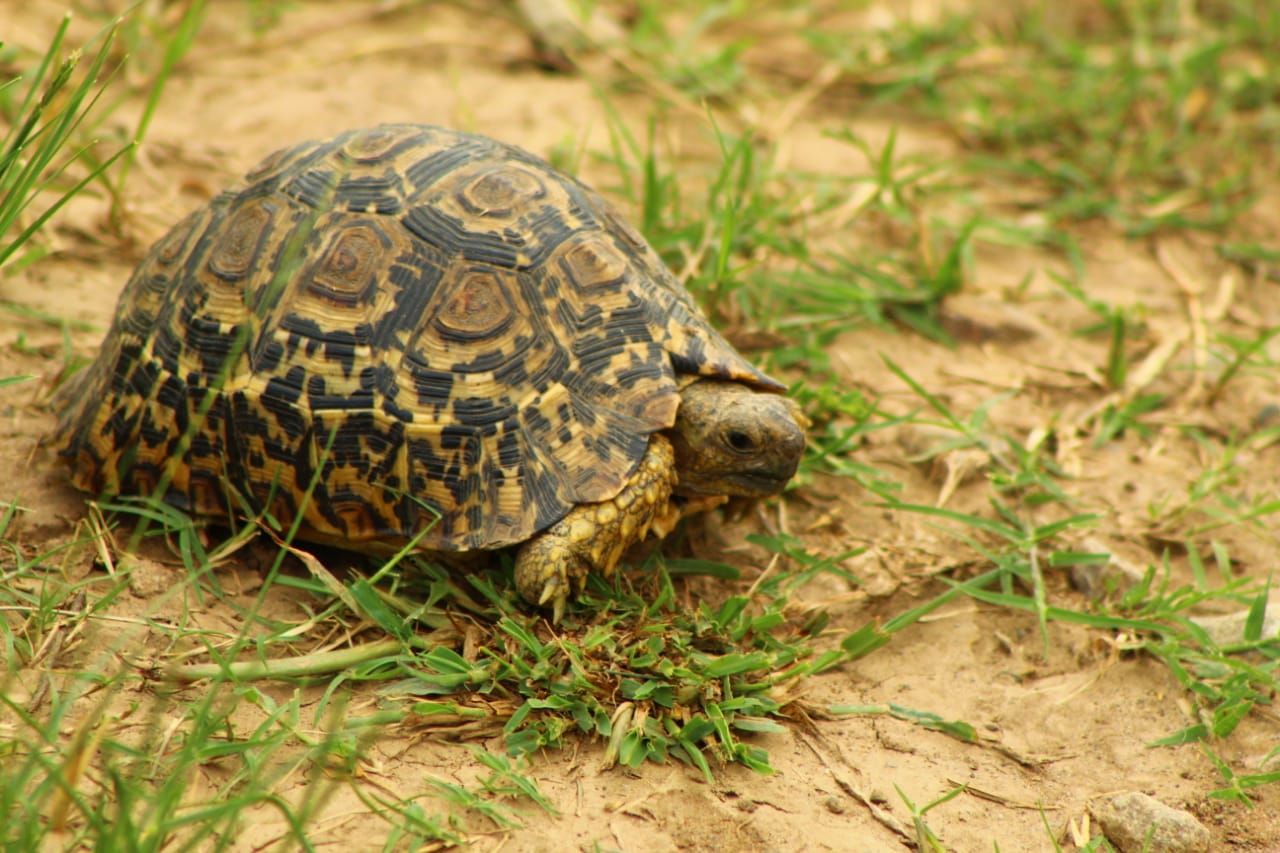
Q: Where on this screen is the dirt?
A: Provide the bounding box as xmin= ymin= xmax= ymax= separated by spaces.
xmin=3 ymin=1 xmax=1280 ymax=851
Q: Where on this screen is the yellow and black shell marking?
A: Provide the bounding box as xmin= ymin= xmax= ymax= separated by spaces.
xmin=51 ymin=124 xmax=781 ymax=552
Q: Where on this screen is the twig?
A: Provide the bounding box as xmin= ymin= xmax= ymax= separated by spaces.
xmin=945 ymin=779 xmax=1061 ymax=811
xmin=1154 ymin=238 xmax=1207 ymax=398
xmin=797 ymin=731 xmax=913 ymax=843
xmin=168 ymin=636 xmax=426 ymax=682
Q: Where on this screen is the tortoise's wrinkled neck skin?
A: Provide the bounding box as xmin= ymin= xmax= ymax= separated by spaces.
xmin=668 ymin=379 xmax=806 ymax=497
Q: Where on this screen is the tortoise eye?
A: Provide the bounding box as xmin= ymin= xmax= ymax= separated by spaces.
xmin=725 ymin=429 xmax=756 ymax=453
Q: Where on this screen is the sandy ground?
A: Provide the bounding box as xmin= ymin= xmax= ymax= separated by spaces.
xmin=3 ymin=1 xmax=1280 ymax=850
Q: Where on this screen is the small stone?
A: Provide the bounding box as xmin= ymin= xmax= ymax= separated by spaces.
xmin=1090 ymin=791 xmax=1210 ymax=853
xmin=1190 ymin=604 xmax=1280 ymax=647
xmin=867 ymin=785 xmax=891 ymax=804
xmin=125 ymin=557 xmax=177 ymax=598
xmin=843 ymin=547 xmax=898 ymax=597
xmin=1070 ymin=539 xmax=1147 ymax=598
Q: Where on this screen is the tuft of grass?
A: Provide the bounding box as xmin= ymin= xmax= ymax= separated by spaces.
xmin=897 ymin=783 xmax=965 ymax=853
xmin=0 ymin=16 xmax=132 ymax=275
xmin=805 ymin=4 xmax=1280 ymax=236
xmin=594 ymin=111 xmax=812 ymax=330
xmin=624 ymin=2 xmax=753 ymax=102
xmin=0 ymin=499 xmax=540 ymax=849
xmin=103 ymin=0 xmax=208 ymax=218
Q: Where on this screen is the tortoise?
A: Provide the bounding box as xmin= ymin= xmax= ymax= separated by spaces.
xmin=51 ymin=123 xmax=806 ymax=619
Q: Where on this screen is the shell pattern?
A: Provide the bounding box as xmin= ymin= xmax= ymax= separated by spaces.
xmin=52 ymin=124 xmax=780 ymax=552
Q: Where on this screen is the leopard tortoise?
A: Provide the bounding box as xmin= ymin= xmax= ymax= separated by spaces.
xmin=51 ymin=123 xmax=806 ymax=619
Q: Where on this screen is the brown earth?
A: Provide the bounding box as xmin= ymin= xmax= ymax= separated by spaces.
xmin=3 ymin=1 xmax=1280 ymax=851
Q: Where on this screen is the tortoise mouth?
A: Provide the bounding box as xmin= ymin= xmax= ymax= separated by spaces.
xmin=680 ymin=466 xmax=796 ymax=498
xmin=724 ymin=469 xmax=795 ymax=496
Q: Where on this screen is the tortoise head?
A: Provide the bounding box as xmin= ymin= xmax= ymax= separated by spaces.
xmin=667 ymin=380 xmax=807 ymax=497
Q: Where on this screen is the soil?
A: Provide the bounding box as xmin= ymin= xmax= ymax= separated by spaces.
xmin=3 ymin=1 xmax=1280 ymax=851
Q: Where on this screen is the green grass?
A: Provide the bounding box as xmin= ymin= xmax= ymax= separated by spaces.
xmin=801 ymin=2 xmax=1280 ymax=237
xmin=4 ymin=0 xmax=1280 ymax=849
xmin=0 ymin=16 xmax=131 ymax=276
xmin=0 ymin=2 xmax=209 ymax=276
xmin=105 ymin=0 xmax=208 ymax=216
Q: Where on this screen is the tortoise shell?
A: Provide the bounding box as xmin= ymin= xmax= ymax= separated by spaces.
xmin=52 ymin=123 xmax=782 ymax=553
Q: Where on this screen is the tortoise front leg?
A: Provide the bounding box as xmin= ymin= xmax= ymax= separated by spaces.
xmin=514 ymin=435 xmax=678 ymax=621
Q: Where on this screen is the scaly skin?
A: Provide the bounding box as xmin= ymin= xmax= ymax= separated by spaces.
xmin=513 ymin=380 xmax=807 ymax=620
xmin=666 ymin=380 xmax=807 ymax=498
xmin=514 ymin=436 xmax=676 ymax=622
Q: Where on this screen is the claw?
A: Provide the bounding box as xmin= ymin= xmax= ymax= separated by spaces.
xmin=537 ymin=575 xmax=568 ymax=623
xmin=511 ymin=438 xmax=676 ymax=619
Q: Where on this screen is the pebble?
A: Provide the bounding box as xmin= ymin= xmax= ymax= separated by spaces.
xmin=1069 ymin=539 xmax=1146 ymax=598
xmin=126 ymin=556 xmax=178 ymax=598
xmin=1190 ymin=604 xmax=1280 ymax=647
xmin=1089 ymin=791 xmax=1209 ymax=853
